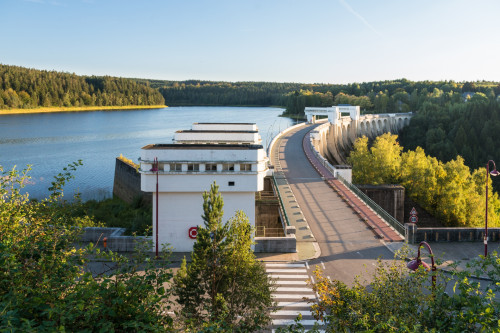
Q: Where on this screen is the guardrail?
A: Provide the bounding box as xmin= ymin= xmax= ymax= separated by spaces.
xmin=272 ymin=174 xmax=290 ymax=227
xmin=255 ymin=226 xmax=286 ymax=237
xmin=337 ymin=174 xmax=405 ymax=236
xmin=266 ymin=121 xmax=306 ymax=157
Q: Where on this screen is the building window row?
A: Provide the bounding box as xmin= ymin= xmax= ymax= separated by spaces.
xmin=159 ymin=163 xmax=254 ymax=172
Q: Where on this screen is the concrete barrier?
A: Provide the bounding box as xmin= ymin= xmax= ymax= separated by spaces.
xmin=405 ymin=223 xmax=500 ymax=244
xmin=255 ymin=235 xmax=297 ymax=253
xmin=79 ymin=227 xmax=151 ymax=252
xmin=81 ymin=226 xmax=296 ymax=253
xmin=267 ymin=121 xmax=306 ymax=157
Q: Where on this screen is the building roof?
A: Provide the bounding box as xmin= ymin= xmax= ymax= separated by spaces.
xmin=175 ymin=130 xmax=258 ymax=133
xmin=193 ymin=122 xmax=255 ymax=125
xmin=142 ymin=143 xmax=264 ymax=150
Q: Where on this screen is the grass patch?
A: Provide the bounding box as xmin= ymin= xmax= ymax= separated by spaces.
xmin=75 ymin=196 xmax=152 ymax=236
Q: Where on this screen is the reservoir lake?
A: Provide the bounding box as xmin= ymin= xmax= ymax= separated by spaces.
xmin=0 ymin=106 xmax=294 ymax=200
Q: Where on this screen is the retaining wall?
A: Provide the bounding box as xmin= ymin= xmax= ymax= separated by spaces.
xmin=254 ymin=236 xmax=297 ymax=253
xmin=113 ymin=158 xmax=151 ymax=205
xmin=405 ymin=224 xmax=500 ymax=244
xmin=79 ymin=227 xmax=149 ymax=252
xmin=357 ymin=185 xmax=405 ymax=223
xmin=79 ymin=226 xmax=295 ymax=253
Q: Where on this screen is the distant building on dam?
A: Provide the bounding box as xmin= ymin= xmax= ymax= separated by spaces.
xmin=305 ymin=105 xmax=412 ymax=166
xmin=139 ymin=123 xmax=272 ymax=252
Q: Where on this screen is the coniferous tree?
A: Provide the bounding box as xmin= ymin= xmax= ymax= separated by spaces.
xmin=173 ymin=182 xmax=275 ymax=332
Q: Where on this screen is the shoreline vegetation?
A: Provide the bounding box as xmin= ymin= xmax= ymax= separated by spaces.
xmin=0 ymin=104 xmax=167 ymax=116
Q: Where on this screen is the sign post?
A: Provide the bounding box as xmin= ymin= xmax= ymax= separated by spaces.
xmin=409 ymin=207 xmax=418 ymax=224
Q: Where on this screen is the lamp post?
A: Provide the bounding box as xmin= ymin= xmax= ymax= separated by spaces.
xmin=150 ymin=157 xmax=159 ymax=258
xmin=485 ymin=160 xmax=499 ymax=257
xmin=407 ymin=241 xmax=436 ymax=289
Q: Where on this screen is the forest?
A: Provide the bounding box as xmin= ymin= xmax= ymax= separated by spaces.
xmin=3 ymin=63 xmax=500 ymax=190
xmin=155 ymin=78 xmax=500 ymax=180
xmin=0 ymin=64 xmax=165 ymax=109
xmin=348 ymin=133 xmax=500 ymax=228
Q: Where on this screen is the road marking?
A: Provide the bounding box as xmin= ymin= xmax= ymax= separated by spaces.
xmin=276 ymin=287 xmax=313 ymax=292
xmin=274 ymin=310 xmax=312 ymax=316
xmin=266 ymin=269 xmax=307 ymax=273
xmin=272 ymin=319 xmax=322 ymax=326
xmin=266 ymin=263 xmax=305 ymax=268
xmin=272 ymin=294 xmax=316 ymax=299
xmin=270 ymin=274 xmax=309 ymax=279
xmin=310 ymin=275 xmax=315 ymax=284
xmin=271 ymin=323 xmax=325 ymax=333
xmin=277 ymin=280 xmax=307 ymax=285
xmin=277 ymin=301 xmax=311 ymax=307
xmin=320 ymin=261 xmax=325 ymax=269
xmin=305 ymin=261 xmax=310 ymax=269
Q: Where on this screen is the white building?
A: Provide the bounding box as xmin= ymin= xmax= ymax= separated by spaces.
xmin=139 ymin=123 xmax=270 ymax=252
xmin=305 ymin=105 xmax=360 ymax=124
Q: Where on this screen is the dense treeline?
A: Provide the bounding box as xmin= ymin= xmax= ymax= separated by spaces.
xmin=399 ymin=92 xmax=500 ymax=170
xmin=151 ymin=80 xmax=302 ymax=106
xmin=0 ymin=64 xmax=164 ymax=109
xmin=284 ymin=79 xmax=500 ymax=116
xmin=348 ymin=133 xmax=500 ymax=228
xmin=152 ymin=77 xmax=500 ymax=116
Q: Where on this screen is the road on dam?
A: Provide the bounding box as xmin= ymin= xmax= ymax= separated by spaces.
xmin=273 ymin=123 xmax=397 ymax=283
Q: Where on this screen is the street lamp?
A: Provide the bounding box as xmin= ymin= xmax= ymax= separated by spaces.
xmin=150 ymin=157 xmax=159 ymax=258
xmin=485 ymin=160 xmax=499 ymax=257
xmin=407 ymin=241 xmax=436 ymax=289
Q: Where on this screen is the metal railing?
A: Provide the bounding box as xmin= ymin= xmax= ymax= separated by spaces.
xmin=272 ymin=174 xmax=290 ymax=227
xmin=337 ymin=174 xmax=405 ymax=236
xmin=255 ymin=226 xmax=286 ymax=237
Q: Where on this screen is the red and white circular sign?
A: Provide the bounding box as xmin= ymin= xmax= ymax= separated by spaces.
xmin=188 ymin=227 xmax=198 ymax=239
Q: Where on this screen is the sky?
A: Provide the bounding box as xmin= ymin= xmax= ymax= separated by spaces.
xmin=2 ymin=0 xmax=500 ymax=84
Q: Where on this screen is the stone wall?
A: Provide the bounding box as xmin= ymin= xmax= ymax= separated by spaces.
xmin=113 ymin=158 xmax=151 ymax=205
xmin=357 ymin=184 xmax=405 ymax=223
xmin=256 ymin=177 xmax=281 ymax=229
xmin=255 ymin=199 xmax=282 ymax=229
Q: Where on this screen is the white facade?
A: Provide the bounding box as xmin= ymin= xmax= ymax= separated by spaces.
xmin=191 ymin=122 xmax=257 ymax=131
xmin=305 ymin=105 xmax=360 ymax=124
xmin=174 ymin=130 xmax=261 ymax=144
xmin=140 ymin=123 xmax=270 ymax=252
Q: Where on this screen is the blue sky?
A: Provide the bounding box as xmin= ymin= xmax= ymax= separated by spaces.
xmin=2 ymin=0 xmax=500 ymax=84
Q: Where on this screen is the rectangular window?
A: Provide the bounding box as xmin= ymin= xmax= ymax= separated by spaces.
xmin=187 ymin=163 xmax=199 ymax=172
xmin=205 ymin=163 xmax=217 ymax=171
xmin=228 ymin=181 xmax=235 ymax=186
xmin=170 ymin=163 xmax=182 ymax=172
xmin=240 ymin=164 xmax=252 ymax=171
xmin=222 ymin=163 xmax=235 ymax=171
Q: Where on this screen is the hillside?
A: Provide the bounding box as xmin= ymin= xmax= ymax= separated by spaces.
xmin=0 ymin=64 xmax=165 ymax=110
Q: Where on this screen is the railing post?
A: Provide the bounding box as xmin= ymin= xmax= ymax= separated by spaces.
xmin=405 ymin=223 xmax=417 ymax=244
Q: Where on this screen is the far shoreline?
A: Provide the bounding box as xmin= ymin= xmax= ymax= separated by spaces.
xmin=0 ymin=105 xmax=168 ymax=116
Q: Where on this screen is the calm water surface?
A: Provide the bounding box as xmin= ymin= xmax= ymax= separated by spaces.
xmin=0 ymin=107 xmax=294 ymax=200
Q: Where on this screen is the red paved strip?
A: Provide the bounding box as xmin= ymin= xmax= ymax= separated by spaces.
xmin=302 ymin=131 xmax=404 ymax=242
